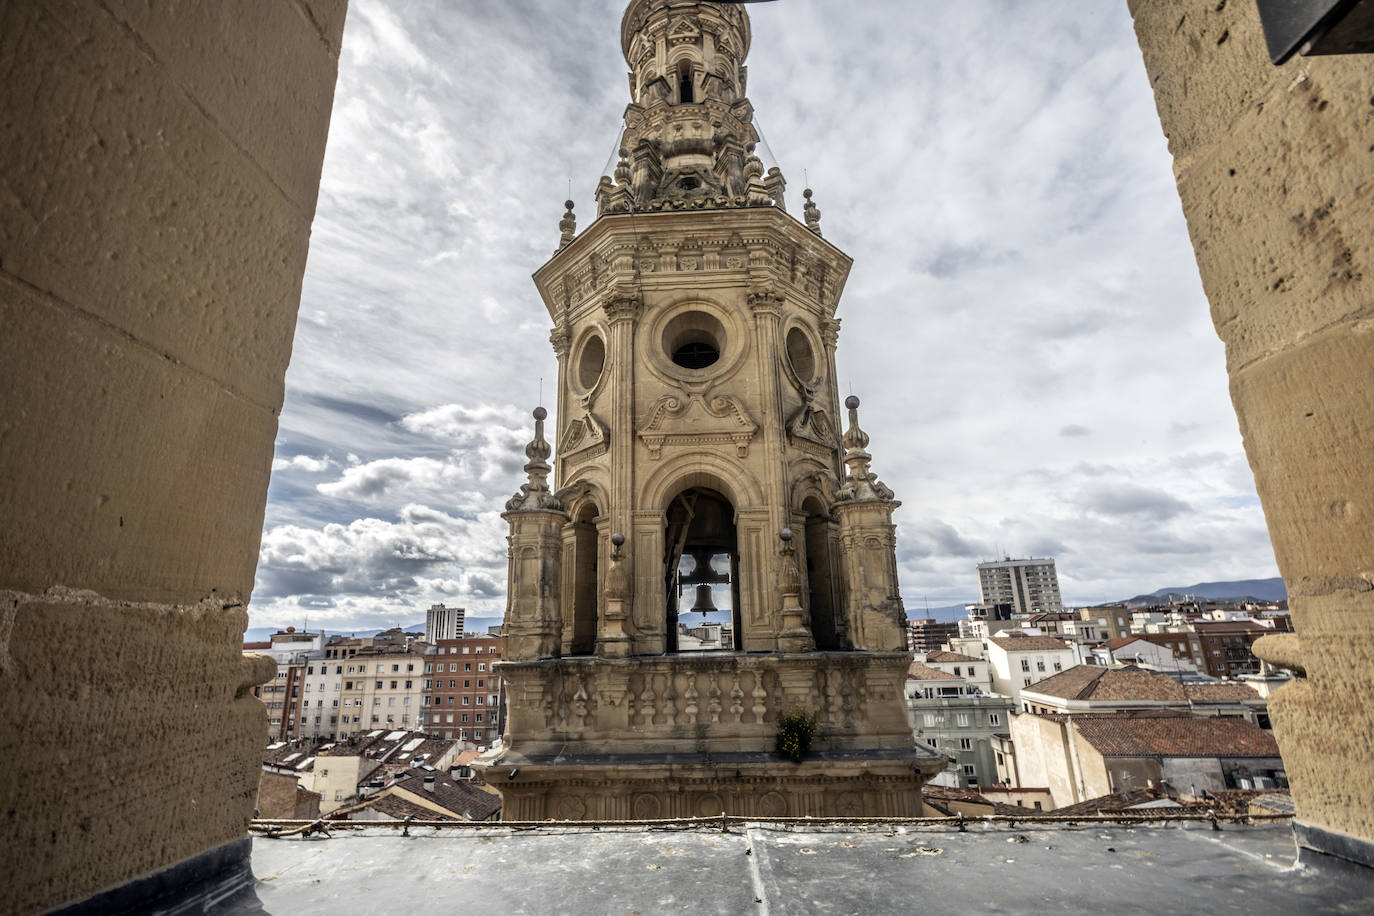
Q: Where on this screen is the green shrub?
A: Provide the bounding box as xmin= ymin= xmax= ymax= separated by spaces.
xmin=775 ymin=709 xmax=817 ymax=763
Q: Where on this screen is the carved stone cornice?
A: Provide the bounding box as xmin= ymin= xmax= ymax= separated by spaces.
xmin=637 ymin=393 xmax=759 ymax=459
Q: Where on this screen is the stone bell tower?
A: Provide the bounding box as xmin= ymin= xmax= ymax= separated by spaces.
xmin=474 ymin=0 xmax=943 ymax=820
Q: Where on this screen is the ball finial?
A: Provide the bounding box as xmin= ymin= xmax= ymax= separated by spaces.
xmin=746 ymin=141 xmax=756 ymax=153
xmin=845 ymin=395 xmax=860 ymax=410
xmin=564 ymin=200 xmax=575 ymax=211
xmin=533 ymin=406 xmax=548 ymax=421
xmin=803 ymin=188 xmax=814 ymax=199
xmin=779 ymin=527 xmax=794 ymax=542
xmin=610 ymin=532 xmax=626 ymax=548
xmin=618 ymin=147 xmax=629 ymax=159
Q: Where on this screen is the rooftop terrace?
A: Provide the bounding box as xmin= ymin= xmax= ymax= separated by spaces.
xmin=181 ymin=819 xmax=1374 ymax=915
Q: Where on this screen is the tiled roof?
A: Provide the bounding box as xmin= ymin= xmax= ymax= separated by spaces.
xmin=925 ymin=650 xmax=982 ymax=663
xmin=1026 ymin=666 xmax=1187 ymax=702
xmin=1046 ymin=711 xmax=1280 ymax=758
xmin=1106 ymin=636 xmax=1146 ymax=650
xmin=907 ymin=661 xmax=960 ymax=681
xmin=1183 ymin=683 xmax=1262 ymax=702
xmin=392 ymin=773 xmax=502 ymax=822
xmin=1051 ymin=788 xmax=1168 ymax=817
xmin=453 ymin=749 xmax=483 ymax=767
xmin=243 ymin=641 xmax=272 ymax=651
xmin=989 ymin=634 xmax=1071 ymax=652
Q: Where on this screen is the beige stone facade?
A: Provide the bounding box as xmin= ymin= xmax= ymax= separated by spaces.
xmin=1128 ymin=0 xmax=1374 ymax=851
xmin=475 ymin=0 xmax=941 ymax=819
xmin=0 ymin=1 xmax=345 ymax=911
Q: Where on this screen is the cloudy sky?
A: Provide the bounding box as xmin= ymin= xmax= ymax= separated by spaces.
xmin=250 ymin=0 xmax=1280 ymax=633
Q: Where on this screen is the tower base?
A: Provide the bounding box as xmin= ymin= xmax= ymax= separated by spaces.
xmin=475 ymin=747 xmax=946 ymax=821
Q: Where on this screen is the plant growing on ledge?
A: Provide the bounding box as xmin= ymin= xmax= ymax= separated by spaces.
xmin=775 ymin=709 xmax=817 ymax=763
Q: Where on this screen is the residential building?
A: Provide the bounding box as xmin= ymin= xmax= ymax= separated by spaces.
xmin=423 ymin=634 xmax=504 ymax=746
xmin=907 ymin=618 xmax=960 ymax=653
xmin=245 ymin=628 xmax=325 ymax=741
xmin=984 ymin=633 xmax=1078 ymax=706
xmin=299 ymin=730 xmax=461 ymax=813
xmin=337 ymin=647 xmax=427 ymax=739
xmin=296 ymin=654 xmax=344 ymax=740
xmin=921 ymin=650 xmax=994 ymax=695
xmin=1018 ymin=665 xmax=1269 ymax=728
xmin=1091 ymin=636 xmax=1200 ymax=675
xmin=1193 ymin=620 xmax=1273 ymax=678
xmin=976 ymin=557 xmax=1063 ymax=615
xmin=425 ymin=603 xmax=465 ymax=643
xmin=1003 ymin=710 xmax=1285 ymax=808
xmin=906 ymin=663 xmax=1014 ymax=789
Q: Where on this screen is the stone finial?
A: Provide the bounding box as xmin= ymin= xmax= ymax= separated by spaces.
xmin=558 ymin=200 xmax=576 ymax=250
xmin=605 ymin=532 xmax=629 ymax=601
xmin=838 ymin=396 xmax=895 ymax=503
xmin=803 ymin=188 xmax=822 ymax=235
xmin=745 ymin=141 xmax=771 ymax=207
xmin=777 ymin=527 xmax=814 ymax=653
xmin=614 ymin=147 xmax=632 ymax=186
xmin=505 ymin=406 xmax=563 ymax=511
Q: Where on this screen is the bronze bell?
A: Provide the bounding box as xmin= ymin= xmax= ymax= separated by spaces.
xmin=689 ymin=581 xmax=717 ymax=615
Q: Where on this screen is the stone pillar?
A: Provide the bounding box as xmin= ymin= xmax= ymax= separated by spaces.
xmin=598 ymin=533 xmax=632 ymax=658
xmin=0 ymin=1 xmax=347 ymax=911
xmin=832 ymin=397 xmax=907 ymax=652
xmin=501 ymin=409 xmax=567 ymax=661
xmin=776 ymin=528 xmax=814 ymax=654
xmin=1129 ymin=0 xmax=1374 ymax=857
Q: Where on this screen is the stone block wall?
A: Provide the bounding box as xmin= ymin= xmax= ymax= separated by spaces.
xmin=1128 ymin=0 xmax=1373 ymax=848
xmin=0 ymin=1 xmax=346 ymax=911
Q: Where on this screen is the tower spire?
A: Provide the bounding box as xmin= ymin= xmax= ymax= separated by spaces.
xmin=599 ymin=1 xmax=785 ymax=214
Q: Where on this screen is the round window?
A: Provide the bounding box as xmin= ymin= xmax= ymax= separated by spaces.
xmin=577 ymin=334 xmax=606 ymax=390
xmin=662 ymin=311 xmax=725 ymax=372
xmin=786 ymin=327 xmax=816 ymax=382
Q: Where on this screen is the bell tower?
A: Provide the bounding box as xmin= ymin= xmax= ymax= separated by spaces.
xmin=476 ymin=0 xmax=943 ymax=821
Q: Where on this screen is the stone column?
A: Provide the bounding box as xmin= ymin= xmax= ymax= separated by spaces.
xmin=598 ymin=533 xmax=632 ymax=658
xmin=1130 ymin=0 xmax=1374 ymax=858
xmin=603 ymin=290 xmax=642 ymax=640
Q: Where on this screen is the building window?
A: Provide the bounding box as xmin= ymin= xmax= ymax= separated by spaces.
xmin=1020 ymin=659 xmax=1030 ymax=672
xmin=996 ymin=752 xmax=1005 ymax=765
xmin=953 ymin=666 xmax=961 ymax=676
xmin=927 ymin=738 xmax=937 ymax=748
xmin=1036 ymin=660 xmax=1046 ymax=672
xmin=1023 ymin=678 xmax=1032 ymax=687
xmin=959 ymin=738 xmax=973 ymax=750
xmin=478 ymin=663 xmax=486 ymax=671
xmin=956 ymin=713 xmax=970 ymax=727
xmin=465 ymin=663 xmax=472 ymax=672
xmin=375 ymin=681 xmax=382 ymax=689
xmin=963 ymin=764 xmax=975 ymax=776
xmin=988 ymin=713 xmax=1001 ymax=726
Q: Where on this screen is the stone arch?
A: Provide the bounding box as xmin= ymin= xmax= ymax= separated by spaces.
xmin=641 ymin=451 xmax=765 ymax=511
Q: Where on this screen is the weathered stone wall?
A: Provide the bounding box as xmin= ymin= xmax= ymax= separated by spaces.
xmin=1128 ymin=0 xmax=1373 ymax=846
xmin=0 ymin=1 xmax=345 ymax=911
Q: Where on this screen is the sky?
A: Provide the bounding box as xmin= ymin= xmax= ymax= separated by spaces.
xmin=249 ymin=0 xmax=1281 ymax=634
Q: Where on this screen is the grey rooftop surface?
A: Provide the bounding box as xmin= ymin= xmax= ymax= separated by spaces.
xmin=245 ymin=821 xmax=1374 ymax=915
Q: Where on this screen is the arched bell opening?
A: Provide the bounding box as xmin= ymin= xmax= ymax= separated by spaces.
xmin=567 ymin=501 xmax=600 ymax=656
xmin=802 ymin=496 xmax=843 ymax=650
xmin=664 ymin=487 xmax=741 ymax=653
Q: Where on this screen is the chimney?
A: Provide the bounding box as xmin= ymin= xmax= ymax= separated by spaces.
xmin=423 ymin=776 xmax=436 ymax=793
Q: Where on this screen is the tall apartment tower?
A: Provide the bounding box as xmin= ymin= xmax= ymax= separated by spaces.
xmin=426 ymin=603 xmax=465 ymax=643
xmin=977 ymin=557 xmax=1063 ymax=616
xmin=474 ymin=0 xmax=941 ymax=820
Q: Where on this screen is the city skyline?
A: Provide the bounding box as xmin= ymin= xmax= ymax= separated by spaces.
xmin=251 ymin=0 xmax=1281 ymax=633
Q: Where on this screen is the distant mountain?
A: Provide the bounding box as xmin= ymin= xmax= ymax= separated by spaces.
xmin=1112 ymin=577 xmax=1286 ymax=608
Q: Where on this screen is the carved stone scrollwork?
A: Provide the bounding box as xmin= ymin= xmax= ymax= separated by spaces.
xmin=637 ymin=393 xmax=759 ymax=459
xmin=603 ymin=293 xmax=641 ymax=323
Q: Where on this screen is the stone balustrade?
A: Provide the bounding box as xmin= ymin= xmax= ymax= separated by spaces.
xmin=498 ymin=651 xmax=914 ymax=756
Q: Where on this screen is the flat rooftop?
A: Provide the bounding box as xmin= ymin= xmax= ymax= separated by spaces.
xmin=239 ymin=821 xmax=1374 ymax=914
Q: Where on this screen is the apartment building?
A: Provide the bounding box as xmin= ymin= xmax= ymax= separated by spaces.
xmin=976 ymin=557 xmax=1063 ymax=615
xmin=422 ymin=634 xmax=504 ymax=746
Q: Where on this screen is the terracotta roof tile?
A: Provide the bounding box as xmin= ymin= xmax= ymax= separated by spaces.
xmin=989 ymin=635 xmax=1072 ymax=652
xmin=1183 ymin=683 xmax=1262 ymax=702
xmin=907 ymin=661 xmax=961 ymax=680
xmin=1043 ymin=711 xmax=1280 ymax=758
xmin=925 ymin=650 xmax=982 ymax=663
